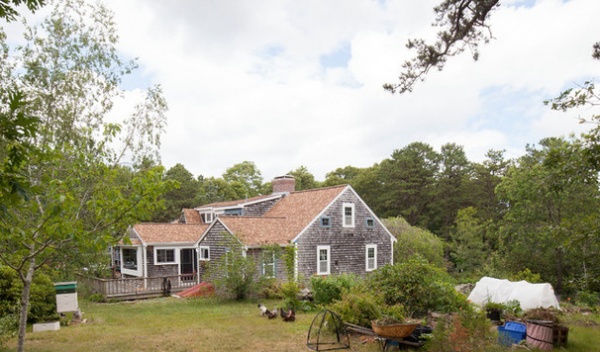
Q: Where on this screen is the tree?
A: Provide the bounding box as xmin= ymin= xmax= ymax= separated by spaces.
xmin=0 ymin=0 xmax=45 ymax=22
xmin=384 ymin=0 xmax=500 ymax=94
xmin=378 ymin=142 xmax=441 ymax=226
xmin=0 ymin=2 xmax=173 ymax=350
xmin=430 ymin=143 xmax=473 ymax=240
xmin=449 ymin=207 xmax=486 ymax=277
xmin=382 ymin=217 xmax=446 ymax=269
xmin=287 ymin=165 xmax=318 ymax=191
xmin=495 ymin=137 xmax=600 ymax=292
xmin=152 ymin=163 xmax=199 ymax=222
xmin=222 ymin=161 xmax=264 ymax=198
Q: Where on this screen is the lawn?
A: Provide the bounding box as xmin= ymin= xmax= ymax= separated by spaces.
xmin=5 ymin=297 xmax=600 ymax=352
xmin=5 ymin=297 xmax=379 ymax=352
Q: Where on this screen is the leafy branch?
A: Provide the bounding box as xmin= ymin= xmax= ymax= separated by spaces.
xmin=384 ymin=0 xmax=500 ymax=94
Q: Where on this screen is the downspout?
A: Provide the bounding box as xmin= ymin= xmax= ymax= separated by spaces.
xmin=195 ymin=247 xmax=200 ymax=284
xmin=293 ymin=242 xmax=299 ymax=282
xmin=143 ymin=244 xmax=148 ymax=289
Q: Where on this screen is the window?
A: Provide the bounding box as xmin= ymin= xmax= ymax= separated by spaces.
xmin=342 ymin=203 xmax=355 ymax=228
xmin=317 ymin=246 xmax=330 ymax=275
xmin=320 ymin=216 xmax=331 ymax=228
xmin=199 ymin=246 xmax=210 ymax=261
xmin=201 ymin=212 xmax=214 ymax=223
xmin=262 ymin=251 xmax=276 ymax=277
xmin=155 ymin=248 xmax=176 ymax=264
xmin=366 ymin=218 xmax=375 ymax=228
xmin=366 ymin=245 xmax=377 ymax=272
xmin=122 ymin=248 xmax=138 ymax=270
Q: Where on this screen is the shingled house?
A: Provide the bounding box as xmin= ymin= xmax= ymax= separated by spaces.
xmin=115 ymin=176 xmax=395 ymax=283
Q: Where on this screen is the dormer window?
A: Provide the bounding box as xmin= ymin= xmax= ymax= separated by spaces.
xmin=202 ymin=212 xmax=214 ymax=224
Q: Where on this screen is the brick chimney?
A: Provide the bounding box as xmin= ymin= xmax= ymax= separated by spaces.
xmin=272 ymin=175 xmax=295 ymax=194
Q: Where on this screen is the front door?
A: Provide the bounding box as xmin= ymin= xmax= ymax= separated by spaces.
xmin=180 ymin=249 xmax=197 ymax=281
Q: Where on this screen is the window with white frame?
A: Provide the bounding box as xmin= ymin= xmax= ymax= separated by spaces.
xmin=202 ymin=212 xmax=214 ymax=224
xmin=122 ymin=248 xmax=138 ymax=270
xmin=317 ymin=246 xmax=330 ymax=275
xmin=262 ymin=251 xmax=276 ymax=277
xmin=365 ymin=244 xmax=377 ymax=271
xmin=199 ymin=246 xmax=210 ymax=261
xmin=154 ymin=248 xmax=176 ymax=264
xmin=342 ymin=203 xmax=355 ymax=228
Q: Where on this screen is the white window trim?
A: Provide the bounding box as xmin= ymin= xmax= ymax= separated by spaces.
xmin=199 ymin=246 xmax=210 ymax=261
xmin=317 ymin=245 xmax=331 ymax=275
xmin=204 ymin=212 xmax=214 ymax=224
xmin=342 ymin=203 xmax=355 ymax=228
xmin=153 ymin=247 xmax=178 ymax=265
xmin=262 ymin=252 xmax=276 ymax=278
xmin=120 ymin=246 xmax=142 ymax=277
xmin=365 ymin=244 xmax=377 ymax=272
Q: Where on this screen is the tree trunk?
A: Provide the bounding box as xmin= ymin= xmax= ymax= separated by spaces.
xmin=17 ymin=258 xmax=36 ymax=352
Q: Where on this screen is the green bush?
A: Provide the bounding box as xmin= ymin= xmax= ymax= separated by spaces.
xmin=577 ymin=291 xmax=599 ymax=309
xmin=0 ymin=266 xmax=58 ymax=323
xmin=257 ymin=277 xmax=283 ymax=299
xmin=329 ymin=292 xmax=381 ymax=328
xmin=310 ymin=274 xmax=360 ymax=306
xmin=367 ymin=257 xmax=467 ymax=317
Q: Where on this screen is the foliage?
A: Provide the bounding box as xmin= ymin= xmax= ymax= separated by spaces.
xmin=449 ymin=207 xmax=486 ymax=277
xmin=576 ymin=291 xmax=599 ymax=310
xmin=495 ymin=136 xmax=600 ymax=293
xmin=0 ymin=0 xmax=45 ymax=22
xmin=384 ymin=0 xmax=500 ymax=94
xmin=152 ymin=163 xmax=199 ymax=222
xmin=367 ymin=258 xmax=467 ymax=317
xmin=383 ymin=216 xmax=445 ymax=268
xmin=287 ymin=165 xmax=318 ymax=191
xmin=0 ymin=266 xmax=57 ymax=323
xmin=222 ymin=161 xmax=264 ymax=198
xmin=329 ymin=292 xmax=381 ymax=328
xmin=310 ymin=274 xmax=361 ymax=306
xmin=280 ymin=280 xmax=311 ymax=312
xmin=510 ymin=268 xmax=542 ymax=283
xmin=207 ymin=240 xmax=257 ymax=300
xmin=0 ymin=2 xmax=174 ymax=350
xmin=281 ymin=246 xmax=296 ymax=282
xmin=426 ymin=307 xmax=502 ymax=352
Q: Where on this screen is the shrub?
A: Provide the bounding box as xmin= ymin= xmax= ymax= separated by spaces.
xmin=206 ymin=240 xmax=258 ymax=300
xmin=257 ymin=277 xmax=282 ymax=299
xmin=367 ymin=257 xmax=467 ymax=317
xmin=329 ymin=292 xmax=381 ymax=328
xmin=577 ymin=291 xmax=599 ymax=309
xmin=310 ymin=274 xmax=360 ymax=306
xmin=0 ymin=266 xmax=58 ymax=323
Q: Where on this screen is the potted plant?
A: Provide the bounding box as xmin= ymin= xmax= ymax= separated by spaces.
xmin=484 ymin=301 xmax=505 ymax=321
xmin=371 ymin=316 xmax=421 ymax=338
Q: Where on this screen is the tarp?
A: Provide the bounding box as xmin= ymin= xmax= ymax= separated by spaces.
xmin=467 ymin=277 xmax=560 ymax=311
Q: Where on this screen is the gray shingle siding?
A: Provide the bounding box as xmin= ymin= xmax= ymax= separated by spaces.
xmin=243 ymin=198 xmax=280 ymax=217
xmin=295 ymin=188 xmax=392 ymax=280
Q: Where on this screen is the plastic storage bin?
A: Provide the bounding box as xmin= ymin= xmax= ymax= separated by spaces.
xmin=498 ymin=321 xmax=526 ymax=346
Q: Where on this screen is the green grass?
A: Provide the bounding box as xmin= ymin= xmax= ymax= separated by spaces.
xmin=5 ymin=298 xmax=378 ymax=352
xmin=5 ymin=298 xmax=600 ymax=351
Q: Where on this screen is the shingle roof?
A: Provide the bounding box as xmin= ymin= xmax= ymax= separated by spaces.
xmin=181 ymin=209 xmax=202 ymax=224
xmin=133 ymin=223 xmax=208 ymax=244
xmin=218 ymin=185 xmax=348 ymax=246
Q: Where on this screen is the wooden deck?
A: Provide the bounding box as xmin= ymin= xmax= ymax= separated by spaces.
xmin=78 ymin=273 xmax=200 ymax=300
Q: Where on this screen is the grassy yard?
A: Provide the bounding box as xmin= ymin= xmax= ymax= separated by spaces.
xmin=5 ymin=297 xmax=600 ymax=352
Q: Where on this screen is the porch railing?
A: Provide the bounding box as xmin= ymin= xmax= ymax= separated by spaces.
xmin=78 ymin=273 xmax=199 ymax=298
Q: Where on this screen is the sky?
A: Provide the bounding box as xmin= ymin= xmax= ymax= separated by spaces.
xmin=7 ymin=0 xmax=600 ymax=182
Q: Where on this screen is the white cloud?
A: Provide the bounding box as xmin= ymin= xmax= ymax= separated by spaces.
xmin=100 ymin=0 xmax=600 ymax=181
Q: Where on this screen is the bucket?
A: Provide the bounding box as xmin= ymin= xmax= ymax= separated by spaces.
xmin=526 ymin=320 xmax=554 ymax=350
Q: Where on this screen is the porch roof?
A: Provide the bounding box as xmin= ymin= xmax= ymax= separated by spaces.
xmin=133 ymin=223 xmax=208 ymax=244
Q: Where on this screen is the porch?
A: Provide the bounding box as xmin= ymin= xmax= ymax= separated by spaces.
xmin=79 ymin=273 xmax=200 ymax=301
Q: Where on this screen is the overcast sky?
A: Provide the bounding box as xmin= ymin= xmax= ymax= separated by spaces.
xmin=10 ymin=0 xmax=600 ymax=182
